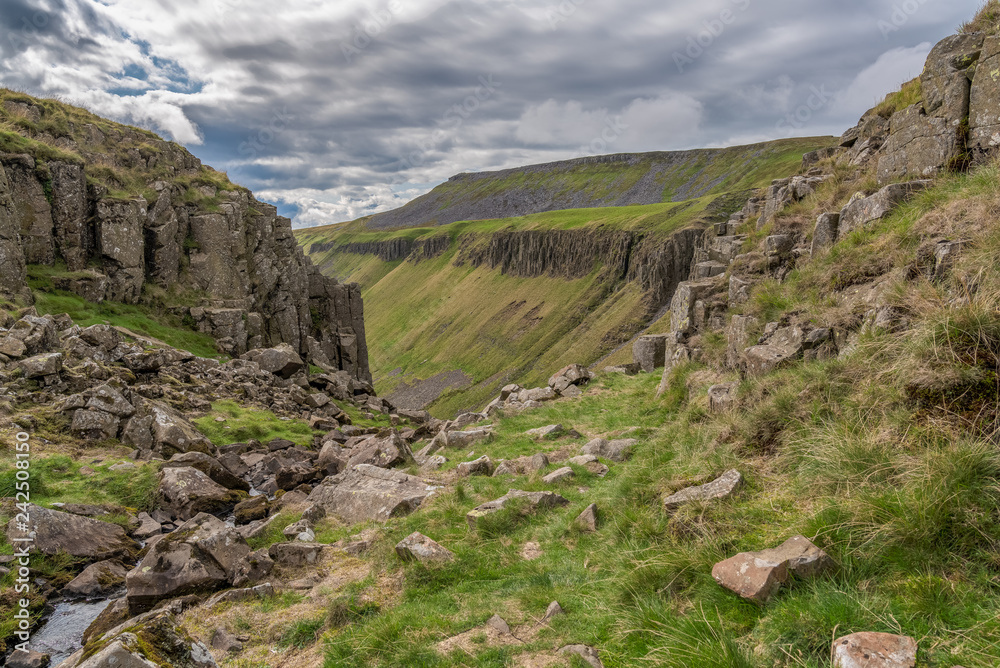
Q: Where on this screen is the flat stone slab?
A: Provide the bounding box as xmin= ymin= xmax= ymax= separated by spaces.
xmin=663 ymin=469 xmax=744 ymax=511
xmin=832 ymin=632 xmax=917 ymax=668
xmin=526 ymin=424 xmax=565 ymax=439
xmin=542 ymin=467 xmax=574 ymax=484
xmin=395 ymin=532 xmax=455 ymax=564
xmin=307 ymin=464 xmax=439 ymax=523
xmin=581 ymin=438 xmax=636 ymax=462
xmin=466 ymin=490 xmax=569 ymax=530
xmin=712 ymin=535 xmax=833 ymax=603
xmin=7 ymin=504 xmax=138 ymax=560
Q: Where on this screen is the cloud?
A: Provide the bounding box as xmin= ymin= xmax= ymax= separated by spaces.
xmin=0 ymin=0 xmax=985 ymax=225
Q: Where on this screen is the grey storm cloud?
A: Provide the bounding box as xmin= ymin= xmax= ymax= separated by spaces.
xmin=0 ymin=0 xmax=984 ymax=225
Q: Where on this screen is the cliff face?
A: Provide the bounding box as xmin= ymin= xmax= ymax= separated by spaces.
xmin=0 ymin=94 xmax=370 ymax=383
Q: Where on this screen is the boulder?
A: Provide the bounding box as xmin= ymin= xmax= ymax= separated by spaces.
xmin=671 ymin=279 xmax=722 ymax=337
xmin=133 ymin=512 xmax=161 ymax=541
xmin=527 ymin=453 xmax=550 ymax=472
xmin=63 ymin=611 xmax=217 ymax=668
xmin=663 ymin=470 xmax=744 ymax=511
xmin=466 ymin=490 xmax=570 ymax=530
xmin=347 ymin=429 xmax=413 ymax=469
xmin=307 ymin=464 xmax=438 ymax=523
xmin=526 ymin=424 xmax=564 ymax=440
xmin=268 ymin=542 xmax=325 ymax=567
xmin=831 ymin=632 xmax=917 ymax=668
xmin=575 ymin=504 xmax=598 ymax=532
xmin=149 ymin=401 xmax=214 ymax=457
xmin=633 ymin=335 xmax=668 ymax=373
xmin=162 ymin=452 xmax=251 ymax=492
xmin=456 ymin=455 xmax=494 ymax=477
xmin=234 ymin=495 xmax=270 ymax=524
xmin=85 ymin=385 xmax=136 ymax=418
xmin=581 ymin=438 xmax=636 ymax=462
xmin=712 ymin=535 xmax=833 ymax=603
xmin=567 ymin=455 xmax=609 ymax=477
xmin=395 ymin=532 xmax=455 ymax=564
xmin=157 ymin=466 xmax=244 ymax=521
xmin=971 ymin=35 xmax=1000 ymax=161
xmin=744 ymin=326 xmax=804 ymax=376
xmin=437 ymin=428 xmax=493 ymax=450
xmin=62 ymin=559 xmax=129 ymax=598
xmin=70 ymin=409 xmax=120 ymax=441
xmin=559 ymin=645 xmax=605 ymax=668
xmin=18 ymin=352 xmax=62 ymax=379
xmin=53 ymin=270 xmax=108 ymax=303
xmin=8 ymin=315 xmax=57 ymax=355
xmin=811 ymin=212 xmax=840 ymax=254
xmin=230 ymin=548 xmax=274 ymax=587
xmin=548 ymin=363 xmax=592 ymax=393
xmin=877 ymin=105 xmax=964 ymax=183
xmin=6 ymin=504 xmax=138 ymax=560
xmin=707 ymin=383 xmax=738 ymax=413
xmin=0 ymin=336 xmax=26 ymax=359
xmin=5 ymin=650 xmax=50 ymax=668
xmin=921 ymin=33 xmax=984 ymax=121
xmin=125 ymin=513 xmax=250 ymax=613
xmin=838 ymin=182 xmax=929 ymax=236
xmin=240 ymin=343 xmax=304 ymax=379
xmin=542 ymin=467 xmax=574 ymax=484
xmin=122 ymin=347 xmax=194 ymax=373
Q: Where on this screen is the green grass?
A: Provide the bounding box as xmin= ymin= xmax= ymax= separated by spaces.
xmin=27 ymin=264 xmax=222 ymax=359
xmin=193 ymin=401 xmax=317 ymax=447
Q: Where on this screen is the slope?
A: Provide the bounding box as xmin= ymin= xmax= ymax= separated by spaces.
xmin=298 ymin=139 xmax=835 ymax=416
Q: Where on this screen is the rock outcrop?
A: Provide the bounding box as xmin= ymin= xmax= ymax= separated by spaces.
xmin=0 ymin=98 xmax=370 ymax=383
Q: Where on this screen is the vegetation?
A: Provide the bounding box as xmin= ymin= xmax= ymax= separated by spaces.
xmin=873 ymin=77 xmax=923 ymax=119
xmin=960 ymin=0 xmax=1000 ymax=34
xmin=193 ymin=401 xmax=318 ymax=447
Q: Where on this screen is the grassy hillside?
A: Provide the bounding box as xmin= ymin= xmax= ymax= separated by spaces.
xmin=298 ymin=139 xmax=834 ymax=416
xmin=362 ymin=137 xmax=834 ymax=230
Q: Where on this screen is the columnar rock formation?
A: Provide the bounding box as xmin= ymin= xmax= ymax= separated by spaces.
xmin=0 ymin=101 xmax=370 ymax=382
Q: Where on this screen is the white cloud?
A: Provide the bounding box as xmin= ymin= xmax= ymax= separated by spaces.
xmin=836 ymin=43 xmax=933 ymax=118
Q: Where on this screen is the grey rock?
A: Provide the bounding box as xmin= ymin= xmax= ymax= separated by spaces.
xmin=877 ymin=105 xmax=964 ymax=183
xmin=575 ymin=504 xmax=598 ymax=532
xmin=240 ymin=343 xmax=304 ymax=379
xmin=71 ymin=409 xmax=120 ymax=441
xmin=707 ymin=382 xmax=738 ymax=413
xmin=526 ymin=424 xmax=564 ymax=440
xmin=970 ymin=35 xmax=1000 ymax=162
xmin=811 ymin=212 xmax=840 ymax=254
xmin=307 ymin=464 xmax=438 ymax=523
xmin=62 ymin=559 xmax=128 ymax=598
xmin=18 ymin=352 xmax=62 ymax=378
xmin=5 ymin=503 xmax=137 ymax=560
xmin=395 ymin=531 xmax=455 ymax=563
xmin=839 ymin=182 xmax=929 ymax=236
xmin=268 ymin=542 xmax=324 ymax=567
xmin=466 ymin=490 xmax=570 ymax=530
xmin=559 ymin=645 xmax=605 ymax=668
xmin=542 ymin=467 xmax=574 ymax=484
xmin=157 ymin=466 xmax=243 ymax=521
xmin=663 ymin=469 xmax=744 ymax=511
xmin=5 ymin=650 xmax=50 ymax=668
xmin=633 ymin=334 xmax=668 ymax=373
xmin=581 ymin=438 xmax=636 ymax=462
xmin=456 ymin=455 xmax=494 ymax=477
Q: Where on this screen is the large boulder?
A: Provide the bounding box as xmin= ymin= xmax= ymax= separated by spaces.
xmin=548 ymin=363 xmax=592 ymax=393
xmin=831 ymin=632 xmax=917 ymax=668
xmin=123 ymin=347 xmax=195 ymax=373
xmin=6 ymin=504 xmax=138 ymax=561
xmin=62 ymin=559 xmax=129 ymax=598
xmin=7 ymin=315 xmax=56 ymax=355
xmin=95 ymin=198 xmax=146 ymax=304
xmin=60 ymin=611 xmax=217 ymax=668
xmin=712 ymin=535 xmax=833 ymax=603
xmin=671 ymin=279 xmax=722 ymax=337
xmin=18 ymin=352 xmax=62 ymax=379
xmin=876 ymin=105 xmax=964 ymax=183
xmin=633 ymin=335 xmax=669 ymax=373
xmin=346 ymin=429 xmax=413 ymax=469
xmin=969 ymin=35 xmax=1000 ymax=162
xmin=125 ymin=513 xmax=250 ymax=613
xmin=921 ymin=33 xmax=984 ymax=121
xmin=157 ymin=467 xmax=244 ymax=521
xmin=466 ymin=490 xmax=569 ymax=530
xmin=161 ymin=452 xmax=250 ymax=492
xmin=838 ymin=182 xmax=929 ymax=236
xmin=70 ymin=409 xmax=120 ymax=441
xmin=240 ymin=343 xmax=304 ymax=379
xmin=149 ymin=401 xmax=214 ymax=457
xmin=307 ymin=464 xmax=438 ymax=523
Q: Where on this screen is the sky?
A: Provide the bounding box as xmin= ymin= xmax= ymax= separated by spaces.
xmin=0 ymin=0 xmax=985 ymax=227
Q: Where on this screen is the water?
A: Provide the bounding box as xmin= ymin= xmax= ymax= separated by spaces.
xmin=30 ymin=598 xmax=115 ymax=665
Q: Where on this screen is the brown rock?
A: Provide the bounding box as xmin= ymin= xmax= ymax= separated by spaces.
xmin=395 ymin=532 xmax=455 ymax=564
xmin=831 ymin=632 xmax=917 ymax=668
xmin=712 ymin=535 xmax=833 ymax=603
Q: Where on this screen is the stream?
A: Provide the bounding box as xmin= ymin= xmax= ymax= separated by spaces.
xmin=30 ymin=598 xmax=115 ymax=665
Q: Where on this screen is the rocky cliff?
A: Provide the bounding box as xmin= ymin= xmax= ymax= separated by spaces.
xmin=0 ymin=92 xmax=370 ymax=383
